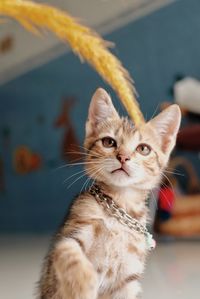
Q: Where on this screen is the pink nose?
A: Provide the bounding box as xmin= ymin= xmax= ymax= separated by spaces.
xmin=117 ymin=153 xmax=130 ymax=163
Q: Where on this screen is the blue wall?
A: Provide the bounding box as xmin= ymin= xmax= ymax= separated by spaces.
xmin=0 ymin=0 xmax=200 ymax=232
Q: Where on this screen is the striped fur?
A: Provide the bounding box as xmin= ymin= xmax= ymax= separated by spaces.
xmin=38 ymin=88 xmax=181 ymax=299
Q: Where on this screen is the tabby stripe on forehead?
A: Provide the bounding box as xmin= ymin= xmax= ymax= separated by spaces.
xmin=114 ymin=126 xmax=121 ymax=136
xmin=154 ymin=151 xmax=162 ymax=168
xmin=110 ymin=274 xmax=140 ymax=294
xmin=137 ymin=131 xmax=142 ymax=142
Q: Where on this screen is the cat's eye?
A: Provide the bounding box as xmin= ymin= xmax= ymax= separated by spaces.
xmin=102 ymin=137 xmax=117 ymax=148
xmin=136 ymin=144 xmax=151 ymax=156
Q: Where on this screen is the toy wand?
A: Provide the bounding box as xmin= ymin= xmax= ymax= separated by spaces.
xmin=0 ymin=0 xmax=145 ymax=126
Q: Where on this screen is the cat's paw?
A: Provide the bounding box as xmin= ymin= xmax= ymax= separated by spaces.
xmin=71 ymin=260 xmax=98 ymax=299
xmin=57 ymin=258 xmax=98 ymax=299
xmin=54 ymin=239 xmax=98 ymax=299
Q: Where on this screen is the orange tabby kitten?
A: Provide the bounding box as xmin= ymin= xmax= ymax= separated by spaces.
xmin=38 ymin=88 xmax=181 ymax=299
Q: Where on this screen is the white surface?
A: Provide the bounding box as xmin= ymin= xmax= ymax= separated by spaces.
xmin=0 ymin=235 xmax=199 ymax=299
xmin=0 ymin=0 xmax=176 ymax=85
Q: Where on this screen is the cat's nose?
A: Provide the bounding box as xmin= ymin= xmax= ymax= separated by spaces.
xmin=117 ymin=153 xmax=130 ymax=164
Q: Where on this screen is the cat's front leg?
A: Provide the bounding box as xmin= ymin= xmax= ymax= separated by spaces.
xmin=109 ymin=276 xmax=141 ymax=299
xmin=53 ymin=238 xmax=98 ymax=299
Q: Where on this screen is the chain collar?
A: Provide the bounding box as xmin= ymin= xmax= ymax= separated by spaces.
xmin=89 ymin=184 xmax=156 ymax=251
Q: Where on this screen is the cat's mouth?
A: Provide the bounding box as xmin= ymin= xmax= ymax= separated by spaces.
xmin=111 ymin=167 xmax=130 ymax=176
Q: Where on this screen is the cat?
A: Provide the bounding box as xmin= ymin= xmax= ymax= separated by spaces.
xmin=38 ymin=88 xmax=181 ymax=299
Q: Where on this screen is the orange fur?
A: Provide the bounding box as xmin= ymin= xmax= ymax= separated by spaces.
xmin=38 ymin=88 xmax=181 ymax=299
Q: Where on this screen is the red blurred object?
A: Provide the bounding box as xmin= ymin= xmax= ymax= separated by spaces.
xmin=159 ymin=187 xmax=175 ymax=212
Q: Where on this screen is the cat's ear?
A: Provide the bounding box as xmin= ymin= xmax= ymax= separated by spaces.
xmin=86 ymin=88 xmax=119 ymax=135
xmin=148 ymin=104 xmax=181 ymax=154
xmin=88 ymin=88 xmax=119 ymax=123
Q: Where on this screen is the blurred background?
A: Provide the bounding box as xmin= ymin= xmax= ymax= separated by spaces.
xmin=0 ymin=0 xmax=200 ymax=298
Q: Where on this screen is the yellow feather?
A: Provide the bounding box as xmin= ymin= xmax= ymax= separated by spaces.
xmin=0 ymin=0 xmax=145 ymax=125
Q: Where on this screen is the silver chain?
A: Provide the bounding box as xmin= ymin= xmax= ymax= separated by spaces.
xmin=89 ymin=184 xmax=149 ymax=236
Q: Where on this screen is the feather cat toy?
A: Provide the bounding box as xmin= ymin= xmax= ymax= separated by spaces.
xmin=0 ymin=0 xmax=144 ymax=125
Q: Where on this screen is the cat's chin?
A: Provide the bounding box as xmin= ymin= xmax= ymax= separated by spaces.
xmin=110 ymin=180 xmax=133 ymax=187
xmin=102 ymin=171 xmax=161 ymax=190
xmin=105 ymin=172 xmax=135 ymax=188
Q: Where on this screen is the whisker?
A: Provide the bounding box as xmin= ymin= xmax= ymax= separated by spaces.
xmin=63 ymin=168 xmax=86 ymax=184
xmin=79 ymin=166 xmax=105 ymax=194
xmin=79 ymin=167 xmax=102 ymax=194
xmin=66 ymin=161 xmax=103 ymax=167
xmin=56 ymin=160 xmax=102 ymax=169
xmin=65 ymin=150 xmax=101 ymax=158
xmin=161 ymin=173 xmax=176 ymax=195
xmin=158 ymin=187 xmax=174 ymax=209
xmin=75 ymin=145 xmax=103 ymax=157
xmin=66 ymin=164 xmax=103 ymax=190
xmin=149 ymin=104 xmax=159 ymax=121
xmin=164 ymin=170 xmax=184 ymax=177
xmin=166 ymin=167 xmax=183 ymax=174
xmin=66 ymin=172 xmax=88 ymax=189
xmin=87 ymin=165 xmax=104 ymax=180
xmin=88 ymin=166 xmax=105 ymax=191
xmin=80 ymin=176 xmax=91 ymax=194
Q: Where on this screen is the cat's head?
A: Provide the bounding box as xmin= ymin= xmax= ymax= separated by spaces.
xmin=84 ymin=88 xmax=181 ymax=190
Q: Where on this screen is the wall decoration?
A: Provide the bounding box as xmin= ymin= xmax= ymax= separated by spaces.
xmin=13 ymin=145 xmax=42 ymax=174
xmin=0 ymin=35 xmax=14 ymax=54
xmin=55 ymin=98 xmax=82 ymax=162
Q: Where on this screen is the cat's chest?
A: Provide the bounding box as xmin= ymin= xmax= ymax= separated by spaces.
xmin=88 ymin=217 xmax=147 ymax=279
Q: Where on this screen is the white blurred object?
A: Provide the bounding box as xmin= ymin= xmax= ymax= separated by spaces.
xmin=174 ymin=77 xmax=200 ymax=114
